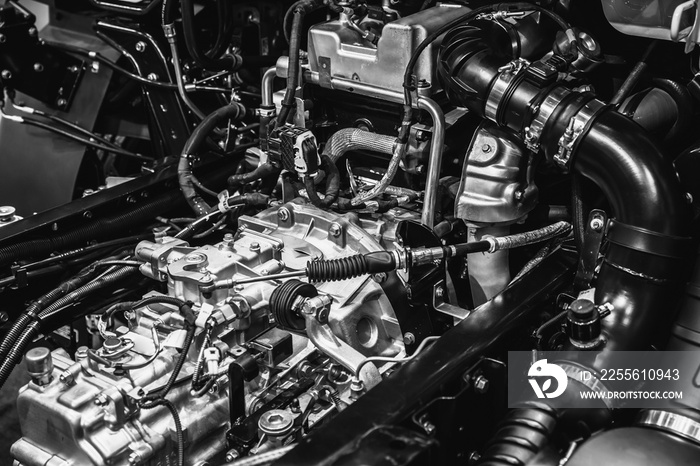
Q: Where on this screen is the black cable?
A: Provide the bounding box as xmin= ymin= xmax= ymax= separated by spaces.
xmin=21 ymin=234 xmax=152 ymax=272
xmin=0 ymin=266 xmax=136 ymax=390
xmin=141 ymin=399 xmax=185 ymax=466
xmin=45 ymin=41 xmax=244 ymax=94
xmin=16 ymin=116 xmax=151 ymax=161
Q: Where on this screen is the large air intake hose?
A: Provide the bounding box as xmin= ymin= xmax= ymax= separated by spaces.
xmin=438 ymin=19 xmax=693 ymax=354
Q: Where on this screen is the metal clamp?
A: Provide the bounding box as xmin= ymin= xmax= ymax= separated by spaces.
xmin=523 ymin=86 xmax=571 ymax=153
xmin=485 ymin=58 xmax=529 ymax=124
xmin=553 ymin=99 xmax=606 ymax=170
xmin=638 ymin=410 xmax=700 ymax=445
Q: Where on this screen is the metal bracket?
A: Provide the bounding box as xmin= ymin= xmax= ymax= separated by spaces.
xmin=432 ymin=280 xmax=470 ymax=320
xmin=318 ymin=56 xmax=332 ymax=88
xmin=573 ymin=209 xmax=607 ymax=291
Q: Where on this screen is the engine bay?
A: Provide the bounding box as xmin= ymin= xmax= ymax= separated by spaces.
xmin=1 ymin=0 xmax=700 ymax=465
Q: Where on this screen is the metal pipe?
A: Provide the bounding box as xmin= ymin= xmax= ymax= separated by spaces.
xmin=302 ymin=71 xmax=445 ymax=227
xmin=261 ymin=66 xmax=277 ymax=108
xmin=163 ymin=24 xmax=207 ymax=121
xmin=418 ymin=97 xmax=445 ymax=228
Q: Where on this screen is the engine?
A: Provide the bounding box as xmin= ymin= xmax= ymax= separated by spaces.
xmin=1 ymin=0 xmax=700 ymax=465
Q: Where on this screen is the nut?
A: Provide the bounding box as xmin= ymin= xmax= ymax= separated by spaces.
xmin=589 ymin=216 xmax=605 ymax=232
xmin=277 ymin=207 xmax=290 ymax=222
xmin=403 ymin=332 xmax=415 ymax=346
xmin=225 ymin=449 xmax=240 ymax=462
xmin=135 ymin=41 xmax=147 ymax=52
xmin=329 ymin=223 xmax=342 ymax=238
xmin=474 ymin=375 xmax=489 ymax=394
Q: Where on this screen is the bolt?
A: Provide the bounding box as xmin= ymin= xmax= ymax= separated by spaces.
xmin=129 ymin=451 xmax=143 ymax=465
xmin=419 ymin=414 xmax=436 ymax=435
xmin=94 ymin=393 xmax=109 ymax=406
xmin=329 ymin=223 xmax=342 ymax=238
xmin=186 ymin=253 xmax=207 ymax=263
xmin=514 ymin=190 xmax=524 ymax=201
xmin=371 ymin=272 xmax=387 ymax=284
xmin=83 ymin=210 xmax=92 ymax=219
xmin=1 ymin=70 xmax=11 ymax=80
xmin=135 ymin=41 xmax=147 ymax=52
xmin=403 ymin=332 xmax=415 ymax=346
xmin=147 ymin=73 xmax=158 ymax=81
xmin=468 ymin=451 xmax=481 ymax=464
xmin=481 ymin=144 xmax=492 ymax=153
xmin=0 ymin=312 xmax=8 ymax=323
xmin=56 ymin=98 xmax=67 ymax=108
xmin=28 ymin=27 xmax=37 ymax=37
xmin=416 ymin=79 xmax=430 ymax=88
xmin=316 ymin=307 xmax=329 ymax=324
xmin=474 ymin=375 xmax=489 ymax=394
xmin=51 ymin=222 xmax=59 ymax=231
xmin=33 ymin=63 xmax=44 ymax=72
xmin=590 ymin=216 xmax=604 ymax=232
xmin=225 ymin=449 xmax=240 ymax=462
xmin=435 ymin=286 xmax=444 ymax=298
xmin=249 ymin=242 xmax=260 ymax=252
xmin=277 ymin=207 xmax=290 ymax=222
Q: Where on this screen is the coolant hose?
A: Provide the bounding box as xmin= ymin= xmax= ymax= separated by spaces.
xmin=179 ymin=103 xmax=246 ymax=216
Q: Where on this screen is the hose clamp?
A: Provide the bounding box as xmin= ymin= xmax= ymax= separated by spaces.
xmin=558 ymin=361 xmax=614 ymax=410
xmin=638 ymin=410 xmax=700 ymax=445
xmin=485 ymin=58 xmax=529 ymax=124
xmin=523 ymin=86 xmax=571 ymax=153
xmin=553 ymin=98 xmax=607 ymax=171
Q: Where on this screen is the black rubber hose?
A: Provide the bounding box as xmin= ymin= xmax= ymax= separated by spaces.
xmin=0 ymin=190 xmax=184 ymax=268
xmin=179 ymin=103 xmax=246 ymax=216
xmin=568 ymin=110 xmax=692 ymax=352
xmin=478 ymin=405 xmax=558 ymax=466
xmin=277 ymin=4 xmax=307 ymax=126
xmin=180 ymin=0 xmax=238 ymax=71
xmin=283 ymin=0 xmax=326 ymax=43
xmin=161 ymin=0 xmax=178 ymax=25
xmin=651 ymin=78 xmax=693 ymax=145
